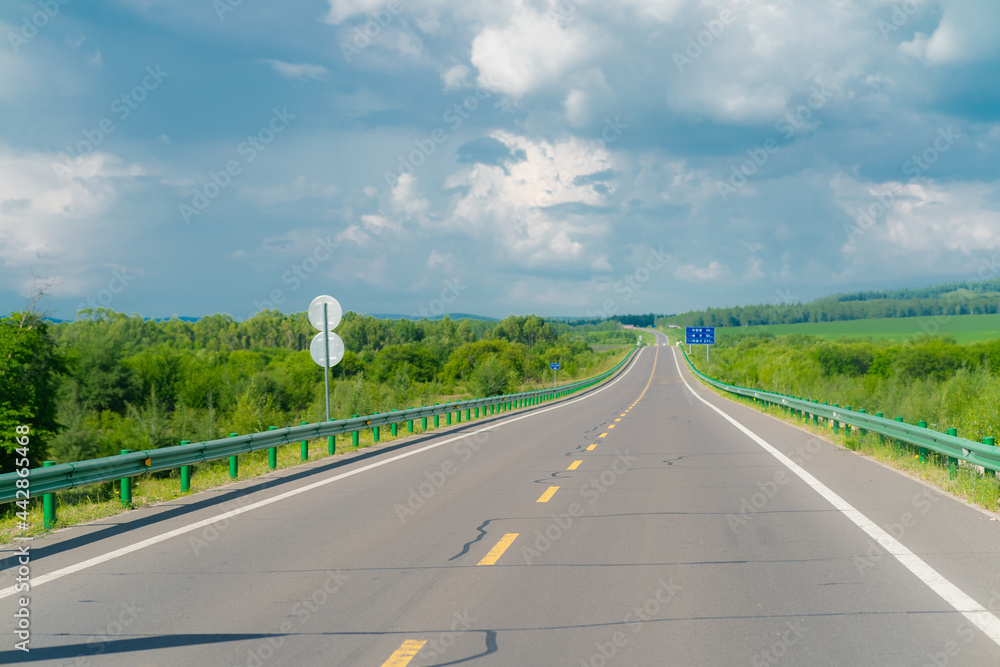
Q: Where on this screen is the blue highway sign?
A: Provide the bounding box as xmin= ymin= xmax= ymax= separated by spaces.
xmin=685 ymin=327 xmax=715 ymax=345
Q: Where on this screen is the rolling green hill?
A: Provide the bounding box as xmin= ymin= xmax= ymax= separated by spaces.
xmin=715 ymin=314 xmax=1000 ymax=344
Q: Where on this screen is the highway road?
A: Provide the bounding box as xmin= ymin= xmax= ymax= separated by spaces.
xmin=3 ymin=329 xmax=1000 ymax=665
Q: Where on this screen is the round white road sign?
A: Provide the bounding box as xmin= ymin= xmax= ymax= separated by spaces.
xmin=310 ymin=331 xmax=345 ymax=367
xmin=308 ymin=295 xmax=342 ymax=331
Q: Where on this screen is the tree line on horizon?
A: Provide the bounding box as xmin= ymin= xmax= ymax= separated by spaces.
xmin=659 ymin=279 xmax=1000 ymax=329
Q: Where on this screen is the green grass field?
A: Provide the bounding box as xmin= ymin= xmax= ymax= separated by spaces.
xmin=715 ymin=314 xmax=1000 ymax=343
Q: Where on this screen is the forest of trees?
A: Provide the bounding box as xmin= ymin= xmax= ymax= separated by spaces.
xmin=660 ymin=279 xmax=1000 ymax=328
xmin=0 ymin=309 xmax=630 ymax=472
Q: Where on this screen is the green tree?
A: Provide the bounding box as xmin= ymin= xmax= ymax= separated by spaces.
xmin=0 ymin=309 xmax=65 ymax=470
xmin=66 ymin=342 xmax=138 ymax=414
xmin=469 ymin=355 xmax=518 ymax=397
xmin=369 ymin=344 xmax=440 ymax=383
xmin=442 ymin=340 xmax=527 ymax=383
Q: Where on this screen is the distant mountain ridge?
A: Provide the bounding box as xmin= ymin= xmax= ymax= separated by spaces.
xmin=367 ymin=313 xmax=499 ymax=322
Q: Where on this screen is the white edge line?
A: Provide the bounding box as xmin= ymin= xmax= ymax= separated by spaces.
xmin=670 ymin=346 xmax=1000 ymax=647
xmin=0 ymin=349 xmax=645 ymax=599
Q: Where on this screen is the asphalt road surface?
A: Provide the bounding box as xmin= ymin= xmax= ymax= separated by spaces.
xmin=3 ymin=330 xmax=1000 ymax=665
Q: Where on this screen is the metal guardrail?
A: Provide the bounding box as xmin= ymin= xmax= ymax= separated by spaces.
xmin=1 ymin=348 xmax=639 ymax=505
xmin=680 ymin=345 xmax=1000 ymax=474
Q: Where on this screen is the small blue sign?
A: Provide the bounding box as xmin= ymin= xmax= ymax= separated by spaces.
xmin=550 ymin=362 xmax=561 ymax=370
xmin=685 ymin=327 xmax=715 ymax=345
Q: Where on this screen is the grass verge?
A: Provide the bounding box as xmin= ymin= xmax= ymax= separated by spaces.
xmin=702 ymin=381 xmax=1000 ymax=515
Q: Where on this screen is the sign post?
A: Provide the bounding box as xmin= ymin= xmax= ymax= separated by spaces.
xmin=685 ymin=327 xmax=715 ymax=363
xmin=308 ymin=296 xmax=344 ymax=422
xmin=550 ymin=362 xmax=561 ymax=389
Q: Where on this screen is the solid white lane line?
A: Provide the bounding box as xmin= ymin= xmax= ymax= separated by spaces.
xmin=671 ymin=347 xmax=1000 ymax=648
xmin=0 ymin=349 xmax=646 ymax=599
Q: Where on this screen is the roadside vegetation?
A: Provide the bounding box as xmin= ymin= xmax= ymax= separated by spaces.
xmin=693 ymin=332 xmax=1000 ymax=443
xmin=0 ymin=307 xmax=634 ymax=540
xmin=684 ymin=331 xmax=1000 ymax=512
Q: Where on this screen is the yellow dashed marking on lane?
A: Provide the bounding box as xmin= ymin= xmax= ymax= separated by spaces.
xmin=478 ymin=533 xmax=519 ymax=566
xmin=599 ymin=433 xmax=607 ymax=438
xmin=568 ymin=461 xmax=582 ymax=470
xmin=537 ymin=486 xmax=560 ymax=503
xmin=586 ymin=444 xmax=597 ymax=451
xmin=381 ymin=640 xmax=427 ymax=666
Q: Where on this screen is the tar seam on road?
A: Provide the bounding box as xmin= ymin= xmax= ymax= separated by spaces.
xmin=671 ymin=344 xmax=1000 ymax=648
xmin=0 ymin=346 xmax=646 ymax=600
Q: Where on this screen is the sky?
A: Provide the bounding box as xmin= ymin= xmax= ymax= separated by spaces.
xmin=1 ymin=0 xmax=999 ymax=322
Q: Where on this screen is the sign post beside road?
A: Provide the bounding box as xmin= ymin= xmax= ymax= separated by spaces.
xmin=685 ymin=327 xmax=715 ymax=363
xmin=550 ymin=362 xmax=561 ymax=389
xmin=309 ymin=295 xmax=344 ymax=422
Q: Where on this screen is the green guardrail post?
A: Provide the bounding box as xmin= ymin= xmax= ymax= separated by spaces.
xmin=832 ymin=405 xmax=839 ymax=435
xmin=946 ymin=428 xmax=959 ymax=478
xmin=475 ymin=406 xmax=479 ymax=418
xmin=179 ymin=440 xmax=192 ymax=490
xmin=984 ymin=437 xmax=997 ymax=477
xmin=917 ymin=421 xmax=928 ymax=463
xmin=229 ymin=433 xmax=239 ymax=479
xmin=373 ymin=425 xmax=380 ymax=443
xmin=434 ymin=405 xmax=440 ymax=428
xmin=875 ymin=413 xmax=885 ymax=443
xmin=422 ymin=415 xmax=428 ymax=430
xmin=844 ymin=407 xmax=851 ymax=434
xmin=328 ymin=434 xmax=336 ymax=455
xmin=120 ymin=449 xmax=132 ymax=507
xmin=894 ymin=417 xmax=906 ymax=454
xmin=392 ymin=409 xmax=399 ymax=436
xmin=857 ymin=409 xmax=867 ymax=438
xmin=446 ymin=408 xmax=451 ymax=426
xmin=42 ymin=461 xmax=56 ymax=529
xmin=408 ymin=409 xmax=414 ymax=433
xmin=300 ymin=421 xmax=309 ymax=461
xmin=456 ymin=408 xmax=462 ymax=423
xmin=266 ymin=428 xmax=277 ymax=470
xmin=352 ymin=415 xmax=359 ymax=448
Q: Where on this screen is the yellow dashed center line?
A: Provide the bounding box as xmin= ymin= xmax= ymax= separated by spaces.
xmin=599 ymin=433 xmax=607 ymax=438
xmin=586 ymin=444 xmax=597 ymax=451
xmin=615 ymin=418 xmax=621 ymax=422
xmin=478 ymin=533 xmax=519 ymax=566
xmin=536 ymin=486 xmax=560 ymax=502
xmin=381 ymin=640 xmax=427 ymax=666
xmin=568 ymin=460 xmax=582 ymax=470
xmin=608 ymin=424 xmax=615 ymax=429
